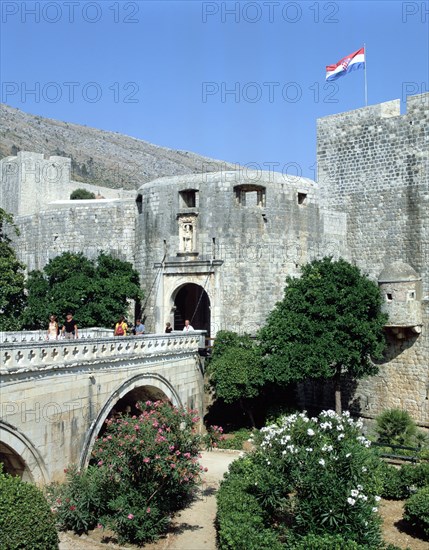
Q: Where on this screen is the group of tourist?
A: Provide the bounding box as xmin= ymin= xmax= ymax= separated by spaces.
xmin=46 ymin=313 xmax=78 ymax=340
xmin=46 ymin=314 xmax=195 ymax=340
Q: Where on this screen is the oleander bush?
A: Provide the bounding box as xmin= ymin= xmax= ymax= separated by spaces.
xmin=48 ymin=400 xmax=206 ymax=545
xmin=217 ymin=410 xmax=385 ymax=548
xmin=403 ymin=485 xmax=429 ymax=538
xmin=0 ymin=464 xmax=59 ymax=549
xmin=379 ymin=462 xmax=429 ymax=500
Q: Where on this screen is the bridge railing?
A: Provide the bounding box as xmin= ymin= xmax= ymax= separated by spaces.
xmin=0 ymin=328 xmax=114 ymax=343
xmin=0 ymin=331 xmax=206 ymax=374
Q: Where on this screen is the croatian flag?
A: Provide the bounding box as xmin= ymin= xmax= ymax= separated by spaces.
xmin=325 ymin=47 xmax=365 ymax=82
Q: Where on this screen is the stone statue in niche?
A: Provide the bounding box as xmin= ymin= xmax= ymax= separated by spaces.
xmin=179 ymin=216 xmax=195 ymax=252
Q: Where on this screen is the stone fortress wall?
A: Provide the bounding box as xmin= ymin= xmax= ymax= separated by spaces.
xmin=135 ymin=171 xmax=346 ymax=335
xmin=304 ymin=92 xmax=429 ymax=423
xmin=0 ymin=151 xmax=136 ymax=271
xmin=0 ymin=92 xmax=428 ymax=424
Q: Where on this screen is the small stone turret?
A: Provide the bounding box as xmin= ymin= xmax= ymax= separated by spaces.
xmin=378 ymin=261 xmax=423 ymax=338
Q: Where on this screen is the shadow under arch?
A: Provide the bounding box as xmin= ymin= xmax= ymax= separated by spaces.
xmin=79 ymin=372 xmax=183 ymax=470
xmin=0 ymin=422 xmax=49 ymax=484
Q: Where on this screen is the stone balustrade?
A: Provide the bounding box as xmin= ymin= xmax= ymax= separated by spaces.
xmin=0 ymin=332 xmax=206 ymax=374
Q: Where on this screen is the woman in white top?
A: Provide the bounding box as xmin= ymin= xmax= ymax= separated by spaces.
xmin=47 ymin=315 xmax=59 ymax=340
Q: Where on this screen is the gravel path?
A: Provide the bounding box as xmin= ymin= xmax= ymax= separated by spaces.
xmin=59 ymin=450 xmax=239 ymax=550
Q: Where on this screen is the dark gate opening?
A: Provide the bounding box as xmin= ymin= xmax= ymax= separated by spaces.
xmin=173 ymin=283 xmax=210 ymax=336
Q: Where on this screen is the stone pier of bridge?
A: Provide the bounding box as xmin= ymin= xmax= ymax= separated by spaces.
xmin=0 ymin=331 xmax=206 ymax=484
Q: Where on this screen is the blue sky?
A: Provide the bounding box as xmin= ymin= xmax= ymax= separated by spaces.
xmin=1 ymin=0 xmax=428 ymax=179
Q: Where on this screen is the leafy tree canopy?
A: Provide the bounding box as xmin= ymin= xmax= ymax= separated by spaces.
xmin=21 ymin=251 xmax=142 ymax=329
xmin=0 ymin=208 xmax=26 ymax=330
xmin=258 ymin=257 xmax=387 ymax=412
xmin=70 ymin=188 xmax=96 ymax=200
xmin=206 ymin=330 xmax=264 ymax=427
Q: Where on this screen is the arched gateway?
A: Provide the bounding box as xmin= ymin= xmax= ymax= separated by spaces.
xmin=173 ymin=283 xmax=211 ymax=335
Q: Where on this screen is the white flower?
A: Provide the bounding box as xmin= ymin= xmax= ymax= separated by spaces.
xmin=361 ymin=467 xmax=367 ymax=472
xmin=319 ymin=458 xmax=325 ymax=466
xmin=375 ymin=496 xmax=381 ymax=502
xmin=357 ymin=485 xmax=363 ymax=491
xmin=351 ymin=489 xmax=359 ymax=497
xmin=337 ymin=433 xmax=345 ymax=440
xmin=305 ymin=447 xmax=313 ymax=452
xmin=372 ymin=507 xmax=378 ymax=513
xmin=346 ymin=453 xmax=351 ymax=458
xmin=307 ymin=429 xmax=315 ymax=436
xmin=347 ymin=497 xmax=356 ymax=505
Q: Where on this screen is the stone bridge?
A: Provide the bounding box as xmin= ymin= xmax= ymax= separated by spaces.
xmin=0 ymin=331 xmax=206 ymax=485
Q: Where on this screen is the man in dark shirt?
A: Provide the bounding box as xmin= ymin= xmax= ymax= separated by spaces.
xmin=62 ymin=313 xmax=78 ymax=339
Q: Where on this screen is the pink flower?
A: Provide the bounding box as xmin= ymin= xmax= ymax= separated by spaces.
xmin=134 ymin=424 xmax=140 ymax=431
xmin=146 ymin=507 xmax=151 ymax=513
xmin=170 ymin=463 xmax=176 ymax=469
xmin=169 ymin=445 xmax=175 ymax=451
xmin=128 ymin=513 xmax=134 ymax=520
xmin=97 ymin=523 xmax=103 ymax=529
xmin=143 ymin=457 xmax=150 ymax=463
xmin=97 ymin=460 xmax=103 ymax=466
xmin=70 ymin=505 xmax=76 ymax=511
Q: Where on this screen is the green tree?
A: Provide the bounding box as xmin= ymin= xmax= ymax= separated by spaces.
xmin=0 ymin=208 xmax=26 ymax=330
xmin=206 ymin=330 xmax=264 ymax=427
xmin=259 ymin=258 xmax=387 ymax=413
xmin=70 ymin=188 xmax=96 ymax=200
xmin=21 ymin=252 xmax=142 ymax=329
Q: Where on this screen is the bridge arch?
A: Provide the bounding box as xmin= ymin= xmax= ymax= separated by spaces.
xmin=0 ymin=422 xmax=49 ymax=484
xmin=80 ymin=372 xmax=183 ymax=469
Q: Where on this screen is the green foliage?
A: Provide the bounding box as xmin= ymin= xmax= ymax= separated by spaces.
xmin=259 ymin=258 xmax=387 ymax=404
xmin=0 ymin=208 xmax=26 ymax=330
xmin=375 ymin=409 xmax=420 ymax=447
xmin=21 ymin=251 xmax=142 ymax=329
xmin=207 ymin=331 xmax=264 ymax=403
xmin=403 ymin=485 xmax=429 ymax=538
xmin=0 ymin=464 xmax=59 ymax=549
xmin=380 ymin=462 xmax=429 ymax=500
xmin=216 ymin=457 xmax=284 ymax=550
xmin=379 ymin=462 xmax=414 ymax=500
xmin=218 ymin=410 xmax=386 ymax=548
xmin=49 ymin=401 xmax=204 ymax=545
xmin=288 ymin=533 xmax=370 ymax=549
xmin=48 ymin=464 xmax=111 ymax=534
xmin=206 ymin=331 xmax=264 ymax=426
xmin=218 ymin=428 xmax=253 ymax=450
xmin=70 ymin=188 xmax=96 ymax=200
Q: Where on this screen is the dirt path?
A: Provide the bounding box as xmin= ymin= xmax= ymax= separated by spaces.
xmin=59 ymin=450 xmax=239 ymax=550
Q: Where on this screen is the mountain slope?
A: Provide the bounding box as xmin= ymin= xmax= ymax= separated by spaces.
xmin=0 ymin=104 xmax=236 ymax=189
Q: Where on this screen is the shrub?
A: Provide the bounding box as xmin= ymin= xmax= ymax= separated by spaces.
xmin=379 ymin=462 xmax=413 ymax=500
xmin=403 ymin=485 xmax=429 ymax=538
xmin=379 ymin=462 xmax=429 ymax=500
xmin=217 ymin=457 xmax=284 ymax=550
xmin=0 ymin=464 xmax=59 ymax=549
xmin=70 ymin=188 xmax=96 ymax=200
xmin=375 ymin=409 xmax=418 ymax=446
xmin=288 ymin=533 xmax=369 ymax=549
xmin=217 ymin=410 xmax=385 ymax=548
xmin=217 ymin=427 xmax=253 ymax=450
xmin=49 ymin=401 xmax=204 ymax=545
xmin=258 ymin=411 xmax=384 ymax=547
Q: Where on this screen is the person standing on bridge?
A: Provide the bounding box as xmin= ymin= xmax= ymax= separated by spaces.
xmin=114 ymin=315 xmax=128 ymax=336
xmin=183 ymin=320 xmax=194 ymax=332
xmin=46 ymin=315 xmax=59 ymax=340
xmin=62 ymin=313 xmax=78 ymax=339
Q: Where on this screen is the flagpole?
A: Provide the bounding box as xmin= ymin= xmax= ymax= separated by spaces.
xmin=364 ymin=43 xmax=368 ymax=106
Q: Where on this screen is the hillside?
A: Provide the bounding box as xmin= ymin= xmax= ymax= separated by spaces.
xmin=0 ymin=104 xmax=236 ymax=190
